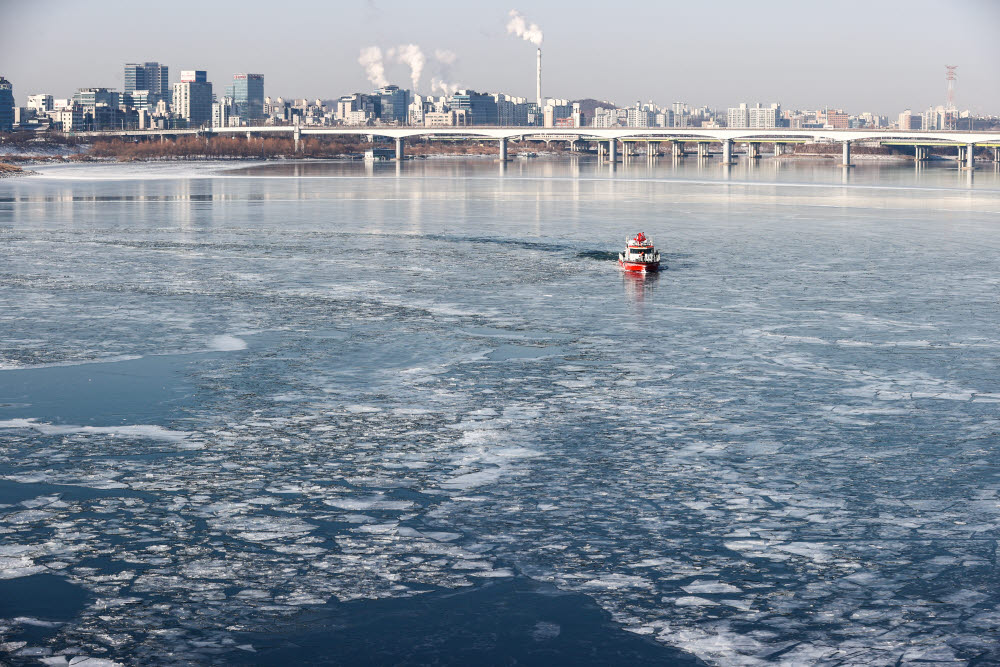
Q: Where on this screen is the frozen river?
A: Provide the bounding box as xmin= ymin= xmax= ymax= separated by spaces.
xmin=1 ymin=156 xmax=999 ymax=665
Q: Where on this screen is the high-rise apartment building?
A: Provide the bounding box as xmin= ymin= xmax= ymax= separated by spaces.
xmin=727 ymin=103 xmax=749 ymax=128
xmin=672 ymin=102 xmax=689 ymax=128
xmin=626 ymin=103 xmax=654 ymax=128
xmin=212 ymin=97 xmax=235 ymax=129
xmin=173 ymin=70 xmax=212 ymax=128
xmin=0 ymin=76 xmax=14 ymax=131
xmin=124 ymin=62 xmax=169 ymax=97
xmin=229 ymin=73 xmax=264 ymax=122
xmin=749 ymin=103 xmax=782 ymax=129
xmin=494 ymin=94 xmax=530 ymax=127
xmin=898 ymin=109 xmax=919 ymax=130
xmin=728 ymin=103 xmax=784 ymax=129
xmin=656 ymin=110 xmax=674 ymax=128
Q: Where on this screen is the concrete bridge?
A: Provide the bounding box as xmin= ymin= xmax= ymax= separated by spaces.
xmin=70 ymin=126 xmax=1000 ymax=169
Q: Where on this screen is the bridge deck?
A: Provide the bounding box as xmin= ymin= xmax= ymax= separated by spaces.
xmin=68 ymin=126 xmax=1000 ymax=145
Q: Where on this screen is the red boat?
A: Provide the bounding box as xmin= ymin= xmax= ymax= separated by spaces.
xmin=618 ymin=232 xmax=661 ymax=273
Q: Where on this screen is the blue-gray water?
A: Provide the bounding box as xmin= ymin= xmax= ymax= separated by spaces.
xmin=1 ymin=157 xmax=999 ymax=665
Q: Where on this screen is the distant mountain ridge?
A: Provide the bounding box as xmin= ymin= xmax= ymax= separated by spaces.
xmin=572 ymin=99 xmax=617 ymax=117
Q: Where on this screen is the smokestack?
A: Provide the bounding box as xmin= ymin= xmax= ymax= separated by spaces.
xmin=536 ymin=47 xmax=542 ymax=110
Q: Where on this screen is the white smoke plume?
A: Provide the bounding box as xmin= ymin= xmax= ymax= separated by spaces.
xmin=429 ymin=50 xmax=460 ymax=97
xmin=506 ymin=9 xmax=543 ymax=46
xmin=431 ymin=77 xmax=461 ymax=97
xmin=434 ymin=49 xmax=457 ymax=66
xmin=389 ymin=44 xmax=425 ymax=92
xmin=358 ymin=46 xmax=388 ymax=88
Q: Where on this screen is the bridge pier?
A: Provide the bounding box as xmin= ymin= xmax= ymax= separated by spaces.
xmin=597 ymin=142 xmax=605 ymax=162
xmin=774 ymin=142 xmax=783 ymax=157
xmin=608 ymin=139 xmax=617 ymax=163
xmin=957 ymin=144 xmax=966 ymax=167
xmin=293 ymin=125 xmax=301 ymax=153
xmin=722 ymin=139 xmax=733 ymax=165
xmin=499 ymin=136 xmax=509 ymax=162
xmin=965 ymin=143 xmax=975 ymax=170
xmin=747 ymin=142 xmax=759 ymax=160
xmin=841 ymin=140 xmax=852 ymax=167
xmin=395 ymin=137 xmax=405 ymax=161
xmin=696 ymin=142 xmax=707 ymax=159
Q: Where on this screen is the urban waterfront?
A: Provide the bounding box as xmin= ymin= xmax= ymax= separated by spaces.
xmin=1 ymin=157 xmax=1000 ymax=665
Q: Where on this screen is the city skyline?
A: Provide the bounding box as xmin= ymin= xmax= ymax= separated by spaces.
xmin=2 ymin=0 xmax=999 ymax=114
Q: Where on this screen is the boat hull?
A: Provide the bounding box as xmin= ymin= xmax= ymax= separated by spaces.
xmin=618 ymin=259 xmax=660 ymax=273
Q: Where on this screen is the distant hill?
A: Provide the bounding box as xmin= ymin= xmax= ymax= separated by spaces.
xmin=573 ymin=99 xmax=617 ymax=117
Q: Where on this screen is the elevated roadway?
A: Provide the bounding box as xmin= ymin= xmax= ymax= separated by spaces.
xmin=69 ymin=126 xmax=1000 ymax=168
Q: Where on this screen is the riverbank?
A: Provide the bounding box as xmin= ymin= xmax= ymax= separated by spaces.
xmin=0 ymin=162 xmax=39 ymax=178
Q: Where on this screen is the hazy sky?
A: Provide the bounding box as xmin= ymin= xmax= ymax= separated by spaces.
xmin=2 ymin=0 xmax=998 ymax=113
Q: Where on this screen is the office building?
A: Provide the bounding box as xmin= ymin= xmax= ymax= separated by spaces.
xmin=543 ymin=98 xmax=573 ymax=128
xmin=27 ymin=94 xmax=54 ymax=113
xmin=0 ymin=77 xmax=14 ymax=131
xmin=336 ymin=93 xmax=376 ymax=124
xmin=50 ymin=108 xmax=84 ymax=132
xmin=173 ymin=70 xmax=212 ymax=128
xmin=124 ymin=62 xmax=169 ymax=97
xmin=229 ymin=73 xmax=264 ymax=122
xmin=72 ymin=88 xmax=119 ymax=116
xmin=449 ymin=90 xmax=497 ymax=126
xmin=824 ymin=109 xmax=848 ymax=129
xmin=375 ymin=85 xmax=409 ymax=124
xmin=424 ymin=110 xmax=470 ymax=127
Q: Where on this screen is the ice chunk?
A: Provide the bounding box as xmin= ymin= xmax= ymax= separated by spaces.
xmin=682 ymin=580 xmax=742 ymax=594
xmin=674 ymin=596 xmax=719 ymax=606
xmin=209 ymin=334 xmax=248 ymax=351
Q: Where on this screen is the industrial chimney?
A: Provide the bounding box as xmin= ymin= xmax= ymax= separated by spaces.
xmin=536 ymin=48 xmax=542 ymax=110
